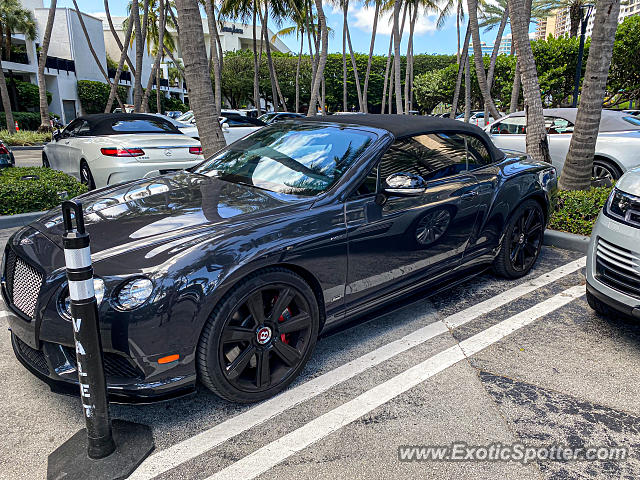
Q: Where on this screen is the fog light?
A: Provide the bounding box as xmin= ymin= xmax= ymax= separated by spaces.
xmin=117 ymin=278 xmax=153 ymax=310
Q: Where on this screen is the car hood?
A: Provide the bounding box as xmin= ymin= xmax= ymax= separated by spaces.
xmin=616 ymin=167 xmax=640 ymax=196
xmin=29 ymin=171 xmax=305 ymax=259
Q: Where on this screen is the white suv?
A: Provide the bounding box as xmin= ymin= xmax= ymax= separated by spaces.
xmin=586 ymin=167 xmax=640 ymax=319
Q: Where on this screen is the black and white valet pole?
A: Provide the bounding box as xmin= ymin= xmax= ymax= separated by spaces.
xmin=47 ymin=200 xmax=154 ymax=480
xmin=62 ymin=200 xmax=115 ymax=459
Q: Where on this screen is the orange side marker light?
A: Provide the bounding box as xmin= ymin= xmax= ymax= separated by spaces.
xmin=158 ymin=354 xmax=180 ymax=364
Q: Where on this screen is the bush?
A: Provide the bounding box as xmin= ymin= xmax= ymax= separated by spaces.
xmin=0 ymin=130 xmax=51 ymax=146
xmin=549 ymin=187 xmax=612 ymax=236
xmin=0 ymin=112 xmax=43 ymax=131
xmin=77 ymin=80 xmax=128 ymax=114
xmin=0 ymin=79 xmax=51 ymax=111
xmin=0 ymin=167 xmax=88 ymax=215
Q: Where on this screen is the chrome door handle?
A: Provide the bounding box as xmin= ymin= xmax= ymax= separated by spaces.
xmin=461 ymin=190 xmax=479 ymax=198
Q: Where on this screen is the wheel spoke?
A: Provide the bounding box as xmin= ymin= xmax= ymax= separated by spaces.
xmin=246 ymin=291 xmax=265 ymax=325
xmin=221 ymin=326 xmax=254 ymax=344
xmin=520 ymin=247 xmax=526 ymax=269
xmin=279 ymin=312 xmax=311 ymax=334
xmin=272 ymin=338 xmax=301 ymax=367
xmin=510 ymin=243 xmax=522 ymax=262
xmin=226 ymin=345 xmax=256 ymax=380
xmin=270 ymin=288 xmax=294 ymax=321
xmin=527 ymin=222 xmax=542 ymax=236
xmin=523 ymin=208 xmax=534 ymax=231
xmin=255 ymin=350 xmax=271 ymax=388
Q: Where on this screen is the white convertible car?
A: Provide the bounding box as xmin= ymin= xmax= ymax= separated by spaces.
xmin=43 ymin=114 xmax=204 ymax=189
xmin=487 ymin=108 xmax=640 ymax=183
xmin=169 ymin=112 xmax=265 ymax=144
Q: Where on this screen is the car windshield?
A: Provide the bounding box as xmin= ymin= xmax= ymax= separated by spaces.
xmin=111 ymin=119 xmax=178 ymax=133
xmin=177 ymin=111 xmax=194 ymax=122
xmin=623 ymin=116 xmax=640 ymax=126
xmin=193 ymin=123 xmax=375 ymax=196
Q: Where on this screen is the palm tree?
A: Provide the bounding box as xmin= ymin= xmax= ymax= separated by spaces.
xmin=392 ymin=0 xmax=404 ymax=113
xmin=104 ymin=0 xmax=136 ymax=74
xmin=307 ymin=0 xmax=328 ymax=116
xmin=438 ymin=0 xmax=465 ymax=64
xmin=559 ymin=0 xmax=621 ymax=190
xmin=105 ymin=8 xmax=136 ymax=112
xmin=467 ymin=0 xmax=501 ymax=119
xmin=450 ymin=22 xmax=471 ymax=118
xmin=202 ymin=0 xmax=223 ymax=114
xmin=362 ymin=0 xmax=381 ymax=113
xmin=0 ymin=58 xmax=14 ymax=134
xmin=141 ymin=0 xmax=169 ymax=112
xmin=174 ymin=0 xmax=226 ymax=155
xmin=37 ymin=0 xmax=56 ymax=132
xmin=507 ymin=0 xmax=551 ymax=163
xmin=0 ymin=0 xmax=36 ymax=62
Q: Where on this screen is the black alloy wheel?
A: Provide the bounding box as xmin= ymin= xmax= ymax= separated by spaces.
xmin=494 ymin=200 xmax=544 ymax=279
xmin=80 ymin=162 xmax=95 ymax=190
xmin=198 ymin=269 xmax=319 ymax=403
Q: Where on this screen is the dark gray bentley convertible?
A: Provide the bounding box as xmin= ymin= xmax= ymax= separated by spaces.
xmin=2 ymin=115 xmax=557 ymax=403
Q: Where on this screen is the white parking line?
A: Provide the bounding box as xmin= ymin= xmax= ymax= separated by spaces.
xmin=130 ymin=257 xmax=585 ymax=480
xmin=207 ymin=285 xmax=585 ymax=480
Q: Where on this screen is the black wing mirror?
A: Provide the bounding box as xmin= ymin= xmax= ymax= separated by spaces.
xmin=384 ymin=172 xmax=426 ymax=196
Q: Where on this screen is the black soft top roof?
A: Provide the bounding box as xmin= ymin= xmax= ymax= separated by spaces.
xmin=301 ymin=114 xmax=505 ymax=160
xmin=75 ymin=113 xmax=181 ymax=135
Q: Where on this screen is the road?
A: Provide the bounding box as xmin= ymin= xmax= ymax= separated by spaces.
xmin=1 ymin=225 xmax=639 ymax=479
xmin=11 ymin=148 xmax=42 ymax=168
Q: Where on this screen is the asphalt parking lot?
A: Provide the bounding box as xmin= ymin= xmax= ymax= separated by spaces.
xmin=1 ymin=223 xmax=640 ymax=480
xmin=11 ymin=148 xmax=42 ymax=168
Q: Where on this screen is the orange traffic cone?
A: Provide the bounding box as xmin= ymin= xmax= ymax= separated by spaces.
xmin=14 ymin=121 xmax=19 ymax=132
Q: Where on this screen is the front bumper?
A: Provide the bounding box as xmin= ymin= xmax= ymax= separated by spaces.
xmin=586 ymin=211 xmax=640 ymax=318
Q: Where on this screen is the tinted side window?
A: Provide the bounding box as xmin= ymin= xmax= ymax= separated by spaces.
xmin=378 ymin=133 xmax=492 ymax=182
xmin=351 ymin=165 xmax=379 ymax=197
xmin=546 ymin=116 xmax=574 ymax=134
xmin=62 ymin=119 xmax=82 ymax=137
xmin=111 ymin=119 xmax=176 ymax=133
xmin=490 ymin=117 xmax=526 ymax=134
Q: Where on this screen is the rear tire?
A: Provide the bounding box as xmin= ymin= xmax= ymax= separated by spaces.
xmin=197 ymin=268 xmax=319 ymax=403
xmin=80 ymin=161 xmax=95 ymax=190
xmin=493 ymin=199 xmax=545 ymax=279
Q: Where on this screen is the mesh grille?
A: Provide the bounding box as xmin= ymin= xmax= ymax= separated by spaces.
xmin=5 ymin=250 xmax=43 ymax=319
xmin=14 ymin=336 xmax=49 ymax=375
xmin=63 ymin=346 xmax=144 ymax=380
xmin=596 ymin=238 xmax=640 ymax=299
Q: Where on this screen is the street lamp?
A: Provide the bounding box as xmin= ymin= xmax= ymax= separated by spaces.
xmin=572 ymin=3 xmax=595 ymax=108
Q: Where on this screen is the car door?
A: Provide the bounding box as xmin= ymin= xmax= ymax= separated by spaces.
xmin=488 ymin=116 xmax=527 ymax=154
xmin=50 ymin=120 xmax=83 ymax=174
xmin=545 ymin=116 xmax=574 ymax=172
xmin=343 ymin=132 xmax=484 ymax=312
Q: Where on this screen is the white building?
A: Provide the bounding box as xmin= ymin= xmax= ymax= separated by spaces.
xmin=2 ymin=0 xmax=290 ymax=125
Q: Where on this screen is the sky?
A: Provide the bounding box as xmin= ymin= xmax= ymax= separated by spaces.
xmin=45 ymin=0 xmax=516 ymax=56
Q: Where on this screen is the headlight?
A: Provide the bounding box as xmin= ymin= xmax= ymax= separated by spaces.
xmin=606 ymin=188 xmax=640 ymax=226
xmin=60 ymin=278 xmax=105 ymax=318
xmin=117 ymin=278 xmax=153 ymax=310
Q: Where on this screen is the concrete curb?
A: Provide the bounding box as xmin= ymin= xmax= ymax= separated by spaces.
xmin=544 ymin=229 xmax=591 ymax=254
xmin=0 ymin=211 xmax=46 ymax=229
xmin=10 ymin=145 xmax=44 ymax=151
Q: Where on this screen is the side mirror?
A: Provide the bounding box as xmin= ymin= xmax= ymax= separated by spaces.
xmin=384 ymin=172 xmax=426 ymax=196
xmin=221 ymin=122 xmax=230 ymax=132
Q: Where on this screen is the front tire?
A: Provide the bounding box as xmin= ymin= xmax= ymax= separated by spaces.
xmin=197 ymin=268 xmax=319 ymax=403
xmin=493 ymin=199 xmax=545 ymax=279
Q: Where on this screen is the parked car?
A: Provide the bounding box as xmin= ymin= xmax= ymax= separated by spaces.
xmin=168 ymin=113 xmax=265 ymax=144
xmin=0 ymin=140 xmax=15 ymax=169
xmin=3 ymin=114 xmax=556 ymax=403
xmin=459 ymin=111 xmax=502 ymax=127
xmin=165 ymin=110 xmax=183 ymax=119
xmin=623 ymin=109 xmax=640 ymax=117
xmin=586 ymin=167 xmax=640 ymax=320
xmin=42 ymin=114 xmax=203 ymax=190
xmin=258 ymin=112 xmax=305 ymax=124
xmin=487 ymin=108 xmax=640 ymax=183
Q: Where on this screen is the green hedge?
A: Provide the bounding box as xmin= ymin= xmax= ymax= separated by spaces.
xmin=549 ymin=187 xmax=612 ymax=236
xmin=77 ymin=80 xmax=128 ymax=114
xmin=0 ymin=112 xmax=43 ymax=131
xmin=0 ymin=79 xmax=51 ymax=111
xmin=0 ymin=167 xmax=88 ymax=215
xmin=0 ymin=130 xmax=51 ymax=146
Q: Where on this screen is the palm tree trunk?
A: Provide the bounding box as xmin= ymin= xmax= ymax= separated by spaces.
xmin=559 ymin=0 xmax=622 ymax=190
xmin=388 ymin=60 xmax=394 ymax=113
xmin=507 ymin=0 xmax=550 ymax=163
xmin=141 ymin=0 xmax=166 ymax=113
xmin=487 ymin=6 xmax=508 ymax=90
xmin=464 ymin=55 xmax=471 ymax=121
xmin=204 ymin=0 xmax=222 ymax=114
xmin=467 ymin=0 xmax=500 ymax=120
xmin=346 ymin=24 xmax=364 ymax=112
xmin=174 ymin=0 xmax=225 ymax=156
xmin=252 ymin=3 xmax=261 ymax=115
xmin=404 ymin=4 xmax=417 ymax=114
xmin=132 ymin=0 xmax=145 ymax=111
xmin=105 ymin=8 xmax=136 ymax=113
xmin=456 ymin=5 xmax=461 ymax=65
xmin=509 ymin=59 xmax=520 ymax=112
xmin=104 ymin=0 xmax=136 ymax=75
xmin=569 ymin=2 xmax=581 ymax=37
xmin=392 ymin=0 xmax=403 ymax=114
xmin=0 ymin=58 xmax=15 ymax=134
xmin=260 ymin=4 xmax=285 ymax=112
xmin=37 ymin=0 xmax=56 ymax=132
xmin=295 ymin=34 xmax=303 ymax=113
xmin=381 ymin=35 xmax=393 ymax=114
xmin=450 ymin=23 xmax=471 ymax=119
xmin=72 ymin=0 xmax=124 ymax=110
xmin=342 ymin=1 xmax=348 ymax=111
xmin=307 ymin=0 xmax=328 ymax=116
xmin=363 ymin=0 xmax=380 ymax=113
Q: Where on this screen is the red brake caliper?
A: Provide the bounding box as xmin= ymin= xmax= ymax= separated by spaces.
xmin=278 ymin=307 xmax=292 ymax=344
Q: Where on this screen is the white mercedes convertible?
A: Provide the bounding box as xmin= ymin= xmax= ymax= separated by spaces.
xmin=43 ymin=114 xmax=204 ymax=189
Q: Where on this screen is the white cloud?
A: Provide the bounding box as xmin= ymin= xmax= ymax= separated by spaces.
xmin=351 ymin=4 xmax=440 ymax=36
